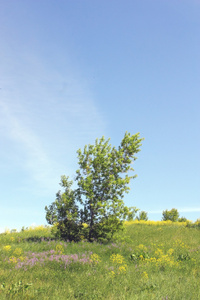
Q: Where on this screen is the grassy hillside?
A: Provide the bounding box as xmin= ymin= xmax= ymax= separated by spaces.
xmin=0 ymin=222 xmax=200 ymax=299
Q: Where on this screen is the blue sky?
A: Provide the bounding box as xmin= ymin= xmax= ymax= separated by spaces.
xmin=0 ymin=0 xmax=199 ymax=232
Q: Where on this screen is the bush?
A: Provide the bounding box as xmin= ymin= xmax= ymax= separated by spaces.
xmin=162 ymin=208 xmax=179 ymax=222
xmin=136 ymin=211 xmax=148 ymax=221
xmin=178 ymin=217 xmax=188 ymax=222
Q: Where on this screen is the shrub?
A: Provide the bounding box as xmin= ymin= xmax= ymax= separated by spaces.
xmin=178 ymin=217 xmax=188 ymax=222
xmin=136 ymin=211 xmax=148 ymax=221
xmin=162 ymin=208 xmax=179 ymax=222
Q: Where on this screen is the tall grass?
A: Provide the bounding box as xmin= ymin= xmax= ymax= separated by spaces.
xmin=0 ymin=222 xmax=200 ymax=299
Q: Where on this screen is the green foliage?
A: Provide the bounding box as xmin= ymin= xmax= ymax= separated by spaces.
xmin=1 ymin=281 xmax=32 ymax=297
xmin=187 ymin=218 xmax=200 ymax=228
xmin=45 ymin=132 xmax=143 ymax=242
xmin=45 ymin=177 xmax=83 ymax=242
xmin=136 ymin=211 xmax=148 ymax=221
xmin=162 ymin=208 xmax=179 ymax=222
xmin=178 ymin=216 xmax=188 ymax=222
xmin=125 ymin=206 xmax=139 ymax=221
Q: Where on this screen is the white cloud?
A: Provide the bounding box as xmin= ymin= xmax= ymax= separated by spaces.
xmin=0 ymin=46 xmax=107 ymax=194
xmin=0 ymin=98 xmax=58 ymax=189
xmin=179 ymin=207 xmax=200 ymax=213
xmin=148 ymin=207 xmax=200 ymax=214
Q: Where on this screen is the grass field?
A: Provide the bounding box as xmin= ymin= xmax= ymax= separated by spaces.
xmin=0 ymin=221 xmax=200 ymax=299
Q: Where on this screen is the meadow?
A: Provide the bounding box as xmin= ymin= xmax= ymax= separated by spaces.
xmin=0 ymin=221 xmax=200 ymax=299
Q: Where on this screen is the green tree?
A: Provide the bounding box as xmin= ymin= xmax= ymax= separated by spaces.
xmin=162 ymin=208 xmax=179 ymax=222
xmin=125 ymin=207 xmax=140 ymax=221
xmin=136 ymin=210 xmax=148 ymax=221
xmin=178 ymin=216 xmax=188 ymax=222
xmin=45 ymin=176 xmax=83 ymax=241
xmin=45 ymin=132 xmax=143 ymax=242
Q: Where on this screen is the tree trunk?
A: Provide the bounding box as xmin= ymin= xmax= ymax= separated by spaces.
xmin=89 ymin=206 xmax=94 ymax=242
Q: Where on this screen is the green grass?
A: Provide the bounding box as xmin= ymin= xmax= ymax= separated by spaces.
xmin=0 ymin=223 xmax=200 ymax=299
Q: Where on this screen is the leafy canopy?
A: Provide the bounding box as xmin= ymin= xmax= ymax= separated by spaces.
xmin=136 ymin=211 xmax=148 ymax=221
xmin=162 ymin=208 xmax=180 ymax=222
xmin=45 ymin=132 xmax=143 ymax=242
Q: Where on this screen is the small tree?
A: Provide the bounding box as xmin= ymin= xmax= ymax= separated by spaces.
xmin=45 ymin=176 xmax=83 ymax=241
xmin=45 ymin=132 xmax=143 ymax=242
xmin=136 ymin=211 xmax=148 ymax=221
xmin=162 ymin=208 xmax=179 ymax=222
xmin=178 ymin=217 xmax=187 ymax=222
xmin=125 ymin=207 xmax=140 ymax=221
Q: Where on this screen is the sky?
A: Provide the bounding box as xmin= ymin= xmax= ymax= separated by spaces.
xmin=0 ymin=0 xmax=199 ymax=232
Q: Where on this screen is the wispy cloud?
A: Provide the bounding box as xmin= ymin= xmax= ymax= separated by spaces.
xmin=178 ymin=207 xmax=200 ymax=213
xmin=148 ymin=207 xmax=200 ymax=214
xmin=0 ymin=98 xmax=58 ymax=190
xmin=0 ymin=47 xmax=106 ymax=194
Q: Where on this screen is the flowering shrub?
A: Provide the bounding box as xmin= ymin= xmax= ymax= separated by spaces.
xmin=23 ymin=225 xmax=49 ymax=232
xmin=125 ymin=220 xmax=189 ymax=226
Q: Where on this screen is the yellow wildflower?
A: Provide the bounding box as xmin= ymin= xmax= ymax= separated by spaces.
xmin=90 ymin=253 xmax=101 ymax=264
xmin=3 ymin=245 xmax=11 ymax=252
xmin=138 ymin=244 xmax=147 ymax=252
xmin=110 ymin=271 xmax=115 ymax=277
xmin=141 ymin=271 xmax=148 ymax=280
xmin=118 ymin=264 xmax=127 ymax=274
xmin=154 ymin=248 xmax=163 ymax=257
xmin=19 ymin=256 xmax=26 ymax=262
xmin=55 ymin=244 xmax=64 ymax=254
xmin=13 ymin=248 xmax=23 ymax=257
xmin=9 ymin=257 xmax=18 ymax=263
xmin=167 ymin=248 xmax=174 ymax=256
xmin=110 ymin=254 xmax=125 ymax=264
